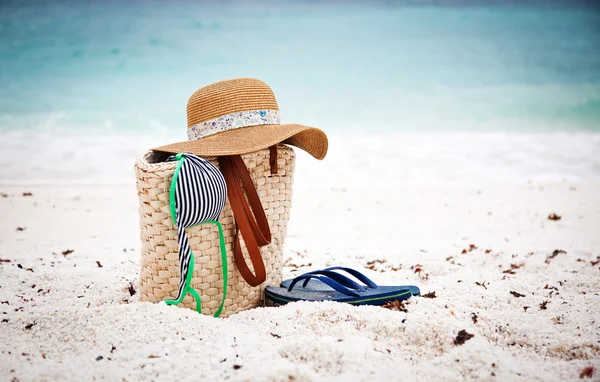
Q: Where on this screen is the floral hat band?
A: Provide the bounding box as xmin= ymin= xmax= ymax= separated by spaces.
xmin=187 ymin=109 xmax=281 ymax=141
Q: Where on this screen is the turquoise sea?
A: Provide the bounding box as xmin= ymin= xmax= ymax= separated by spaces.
xmin=0 ymin=0 xmax=599 ymax=183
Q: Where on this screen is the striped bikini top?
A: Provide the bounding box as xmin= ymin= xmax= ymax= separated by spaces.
xmin=164 ymin=153 xmax=228 ymax=317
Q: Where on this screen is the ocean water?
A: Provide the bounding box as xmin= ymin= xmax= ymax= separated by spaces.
xmin=0 ymin=0 xmax=599 ymax=184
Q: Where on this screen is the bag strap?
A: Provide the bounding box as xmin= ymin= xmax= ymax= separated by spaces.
xmin=269 ymin=145 xmax=278 ymax=175
xmin=218 ymin=155 xmax=272 ymax=287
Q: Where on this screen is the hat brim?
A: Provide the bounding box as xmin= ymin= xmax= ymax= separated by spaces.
xmin=152 ymin=123 xmax=328 ymax=160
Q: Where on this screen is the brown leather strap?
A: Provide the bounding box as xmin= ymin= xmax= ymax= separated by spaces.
xmin=218 ymin=155 xmax=271 ymax=286
xmin=269 ymin=145 xmax=278 ymax=175
xmin=229 ymin=155 xmax=271 ymax=245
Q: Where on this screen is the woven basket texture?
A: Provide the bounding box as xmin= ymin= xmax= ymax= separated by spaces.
xmin=134 ymin=145 xmax=295 ymax=317
xmin=186 ymin=78 xmax=279 ymax=127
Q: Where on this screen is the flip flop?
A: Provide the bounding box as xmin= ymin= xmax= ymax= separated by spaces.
xmin=265 ymin=267 xmax=417 ymax=306
xmin=280 ymin=266 xmax=421 ymax=297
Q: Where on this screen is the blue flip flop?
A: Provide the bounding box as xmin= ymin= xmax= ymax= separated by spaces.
xmin=265 ymin=266 xmax=419 ymax=306
xmin=280 ymin=266 xmax=421 ymax=297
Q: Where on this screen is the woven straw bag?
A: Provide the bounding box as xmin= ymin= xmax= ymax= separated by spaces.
xmin=134 ymin=145 xmax=295 ymax=317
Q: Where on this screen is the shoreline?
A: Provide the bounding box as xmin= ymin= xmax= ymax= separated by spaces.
xmin=1 ymin=131 xmax=600 ymax=186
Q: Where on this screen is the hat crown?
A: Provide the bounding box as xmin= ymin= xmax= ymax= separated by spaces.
xmin=186 ymin=78 xmax=279 ymax=128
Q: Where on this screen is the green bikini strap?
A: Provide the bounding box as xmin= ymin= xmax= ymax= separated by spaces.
xmin=165 ymin=153 xmax=228 ymax=318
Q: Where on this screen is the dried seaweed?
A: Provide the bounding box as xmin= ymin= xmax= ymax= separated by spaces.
xmin=502 ymin=263 xmax=523 ymax=274
xmin=453 ymin=330 xmax=474 ymax=345
xmin=127 ymin=283 xmax=136 ymax=296
xmin=461 ymin=244 xmax=478 ymax=255
xmin=365 ymin=259 xmax=387 ymax=271
xmin=270 ymin=333 xmax=281 ymax=339
xmin=547 ymin=213 xmax=562 ymax=221
xmin=546 ymin=249 xmax=566 ymax=264
xmin=61 ymin=249 xmax=74 ymax=256
xmin=410 ymin=264 xmax=429 ymax=280
xmin=579 ymin=366 xmax=595 ymax=379
xmin=24 ymin=322 xmax=36 ymax=330
xmin=366 ymin=259 xmax=386 ymax=266
xmin=382 ymin=300 xmax=408 ymax=313
xmin=16 ymin=227 xmax=26 ymax=232
xmin=510 ymin=291 xmax=525 ymax=298
xmin=422 ymin=291 xmax=437 ymax=299
xmin=0 ymin=259 xmax=11 ymax=263
xmin=96 ymin=261 xmax=103 ymax=268
xmin=539 ymin=300 xmax=550 ymax=310
xmin=17 ymin=264 xmax=34 ymax=272
xmin=471 ymin=313 xmax=478 ymax=324
xmin=475 ymin=281 xmax=488 ymax=290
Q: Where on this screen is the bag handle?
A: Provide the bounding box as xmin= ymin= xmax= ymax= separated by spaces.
xmin=218 ymin=154 xmax=272 ymax=287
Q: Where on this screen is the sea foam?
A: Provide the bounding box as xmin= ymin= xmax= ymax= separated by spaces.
xmin=1 ymin=127 xmax=599 ymax=187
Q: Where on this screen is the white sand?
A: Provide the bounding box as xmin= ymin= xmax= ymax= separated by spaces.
xmin=1 ymin=181 xmax=599 ymax=381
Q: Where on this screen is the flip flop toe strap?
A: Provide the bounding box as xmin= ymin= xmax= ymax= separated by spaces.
xmin=288 ymin=274 xmax=361 ymax=297
xmin=323 ymin=266 xmax=379 ymax=289
xmin=300 ymin=270 xmax=367 ymax=291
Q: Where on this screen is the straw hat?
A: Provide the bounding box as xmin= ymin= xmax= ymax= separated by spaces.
xmin=153 ymin=78 xmax=328 ymax=160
